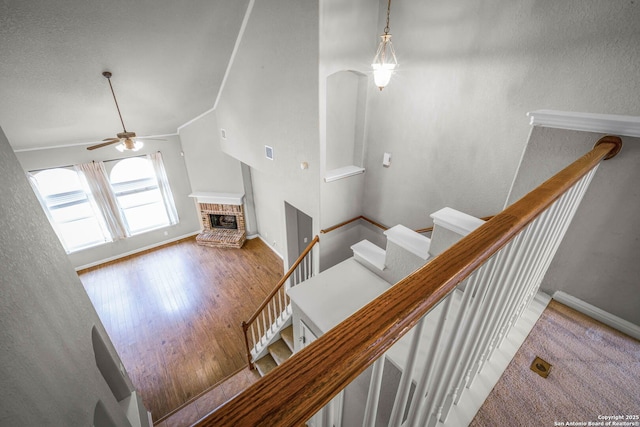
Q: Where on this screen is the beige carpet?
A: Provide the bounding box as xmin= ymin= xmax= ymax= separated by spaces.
xmin=470 ymin=300 xmax=640 ymax=427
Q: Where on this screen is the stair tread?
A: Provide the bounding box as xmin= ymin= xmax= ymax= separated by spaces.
xmin=281 ymin=325 xmax=294 ymax=352
xmin=384 ymin=224 xmax=431 ymax=260
xmin=268 ymin=339 xmax=293 ymax=365
xmin=254 ymin=354 xmax=277 ymax=377
xmin=351 ymin=239 xmax=386 ymax=270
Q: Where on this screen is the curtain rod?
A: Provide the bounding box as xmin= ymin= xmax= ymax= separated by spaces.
xmin=28 ymin=152 xmax=160 ymax=174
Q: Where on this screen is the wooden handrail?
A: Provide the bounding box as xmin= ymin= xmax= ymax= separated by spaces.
xmin=321 ymin=214 xmax=497 ymax=236
xmin=198 ymin=137 xmax=621 ymax=426
xmin=320 ymin=215 xmax=388 ymax=234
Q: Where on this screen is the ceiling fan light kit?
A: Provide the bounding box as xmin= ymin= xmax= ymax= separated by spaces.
xmin=115 ymin=138 xmax=143 ymax=152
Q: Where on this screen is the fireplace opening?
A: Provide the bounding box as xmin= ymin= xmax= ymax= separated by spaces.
xmin=210 ymin=214 xmax=238 ymax=230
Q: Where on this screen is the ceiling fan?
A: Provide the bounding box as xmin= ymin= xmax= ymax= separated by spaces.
xmin=87 ymin=71 xmax=163 ymax=151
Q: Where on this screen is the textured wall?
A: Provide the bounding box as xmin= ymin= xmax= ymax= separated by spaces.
xmin=507 ymin=127 xmax=640 ymax=326
xmin=0 ymin=128 xmax=133 ymax=425
xmin=179 ymin=110 xmax=244 ymax=195
xmin=360 ymin=0 xmax=640 ymax=230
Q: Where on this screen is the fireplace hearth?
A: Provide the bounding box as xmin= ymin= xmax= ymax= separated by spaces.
xmin=189 ymin=192 xmax=246 ymax=249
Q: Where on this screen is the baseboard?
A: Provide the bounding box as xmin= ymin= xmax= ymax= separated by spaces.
xmin=552 ymin=291 xmax=640 ymax=340
xmin=74 ymin=231 xmax=200 ymax=271
xmin=256 ymin=234 xmax=283 ymax=260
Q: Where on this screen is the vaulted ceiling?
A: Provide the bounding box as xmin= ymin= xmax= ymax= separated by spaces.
xmin=0 ymin=0 xmax=250 ymax=151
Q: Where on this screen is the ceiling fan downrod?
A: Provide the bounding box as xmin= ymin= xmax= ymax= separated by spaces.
xmin=102 ymin=71 xmax=128 ymax=134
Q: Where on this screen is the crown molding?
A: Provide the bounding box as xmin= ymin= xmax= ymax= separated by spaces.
xmin=527 ymin=110 xmax=640 ymax=138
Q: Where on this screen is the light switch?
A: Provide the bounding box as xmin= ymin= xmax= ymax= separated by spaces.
xmin=383 ymin=152 xmax=392 ymax=167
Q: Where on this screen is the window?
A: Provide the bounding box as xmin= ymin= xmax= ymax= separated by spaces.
xmin=31 ymin=168 xmax=112 ymax=252
xmin=29 ymin=153 xmax=179 ymax=253
xmin=110 ymin=157 xmax=170 ymax=235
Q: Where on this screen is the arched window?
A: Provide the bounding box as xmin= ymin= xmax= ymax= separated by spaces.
xmin=110 ymin=157 xmax=170 ymax=235
xmin=32 ymin=168 xmax=111 ymax=252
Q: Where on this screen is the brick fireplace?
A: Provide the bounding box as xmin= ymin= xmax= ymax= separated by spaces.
xmin=189 ymin=192 xmax=246 ymax=249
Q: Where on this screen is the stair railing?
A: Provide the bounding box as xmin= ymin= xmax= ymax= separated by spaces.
xmin=204 ymin=136 xmax=622 ymax=426
xmin=319 ymin=213 xmax=494 ymax=235
xmin=320 ymin=215 xmax=389 ymax=234
xmin=242 ymin=235 xmax=320 ymax=369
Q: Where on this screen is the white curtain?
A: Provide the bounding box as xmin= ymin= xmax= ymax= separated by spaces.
xmin=149 ymin=152 xmax=179 ymax=225
xmin=75 ymin=161 xmax=129 ymax=240
xmin=26 ymin=172 xmax=69 ymax=249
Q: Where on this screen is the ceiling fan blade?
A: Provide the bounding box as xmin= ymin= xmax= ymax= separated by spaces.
xmin=137 ymin=137 xmax=167 ymax=141
xmin=102 ymin=137 xmax=120 ymax=142
xmin=87 ymin=140 xmax=121 ymax=150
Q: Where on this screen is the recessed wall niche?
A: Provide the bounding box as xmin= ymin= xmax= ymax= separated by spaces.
xmin=325 ymin=70 xmax=368 ymax=182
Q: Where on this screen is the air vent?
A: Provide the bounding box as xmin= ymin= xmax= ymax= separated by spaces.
xmin=530 ymin=356 xmax=552 ymax=378
xmin=265 ymin=145 xmax=274 ymax=160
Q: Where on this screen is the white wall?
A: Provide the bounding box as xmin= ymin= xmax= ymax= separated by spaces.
xmin=15 ymin=135 xmax=200 ymax=269
xmin=507 ymin=127 xmax=640 ymax=326
xmin=0 ymin=127 xmax=136 ymax=426
xmin=359 ymin=0 xmax=640 ymax=230
xmin=215 ymin=0 xmax=320 ymax=263
xmin=179 ymin=110 xmax=245 ymax=195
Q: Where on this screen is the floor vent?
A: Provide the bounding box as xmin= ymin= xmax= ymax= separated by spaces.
xmin=530 ymin=356 xmax=552 ymax=378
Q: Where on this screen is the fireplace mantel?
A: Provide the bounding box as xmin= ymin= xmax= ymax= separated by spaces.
xmin=189 ymin=192 xmax=245 ymax=206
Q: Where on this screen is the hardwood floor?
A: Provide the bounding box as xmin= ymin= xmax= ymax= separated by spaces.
xmin=78 ymin=237 xmax=283 ymax=422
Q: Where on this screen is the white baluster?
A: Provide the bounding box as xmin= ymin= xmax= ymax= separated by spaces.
xmin=418 ymin=260 xmax=492 ymax=427
xmin=260 ymin=312 xmax=267 ymax=345
xmin=407 ymin=295 xmax=453 ymax=427
xmin=251 ymin=324 xmax=257 ymax=350
xmin=362 ymin=358 xmax=385 ymax=427
xmin=388 ymin=316 xmax=426 ymax=426
xmin=450 ymin=251 xmax=507 ymax=405
xmin=454 ymin=227 xmax=534 ymax=396
xmin=440 ymin=247 xmax=512 ymax=420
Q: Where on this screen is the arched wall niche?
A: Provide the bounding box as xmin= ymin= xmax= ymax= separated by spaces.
xmin=325 ymin=70 xmax=368 ymax=180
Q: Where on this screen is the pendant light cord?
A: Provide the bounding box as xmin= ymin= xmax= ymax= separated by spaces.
xmin=384 ymin=0 xmax=392 ymax=34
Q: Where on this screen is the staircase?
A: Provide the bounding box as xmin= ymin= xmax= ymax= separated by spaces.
xmin=351 ymin=208 xmax=484 ymax=285
xmin=254 ymin=325 xmax=295 ymax=376
xmin=194 ymin=137 xmax=622 ymax=427
xmin=251 ymin=208 xmax=485 ymax=378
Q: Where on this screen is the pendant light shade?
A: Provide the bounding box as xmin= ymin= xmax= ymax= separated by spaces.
xmin=372 ymin=0 xmax=397 ymax=90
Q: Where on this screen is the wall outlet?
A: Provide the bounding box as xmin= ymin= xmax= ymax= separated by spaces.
xmin=163 ymin=231 xmax=169 ymax=236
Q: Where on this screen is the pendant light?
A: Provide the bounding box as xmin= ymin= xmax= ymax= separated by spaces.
xmin=372 ymin=0 xmax=398 ymax=90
